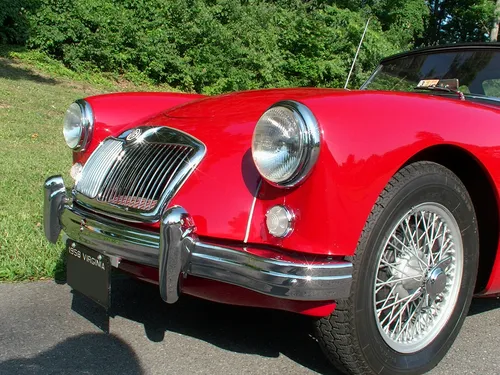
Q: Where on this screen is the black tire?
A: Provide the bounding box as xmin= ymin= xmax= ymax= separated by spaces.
xmin=315 ymin=161 xmax=479 ymax=375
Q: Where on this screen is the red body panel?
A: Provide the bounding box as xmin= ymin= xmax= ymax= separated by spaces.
xmin=118 ymin=260 xmax=335 ymax=317
xmin=74 ymin=92 xmax=205 ymax=164
xmin=77 ymin=88 xmax=500 ymax=297
xmin=486 ymin=260 xmax=500 ymax=294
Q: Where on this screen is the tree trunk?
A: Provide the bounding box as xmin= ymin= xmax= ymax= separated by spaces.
xmin=491 ymin=0 xmax=500 ymax=42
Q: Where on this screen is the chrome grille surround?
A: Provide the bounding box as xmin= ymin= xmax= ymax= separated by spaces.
xmin=74 ymin=126 xmax=206 ymax=223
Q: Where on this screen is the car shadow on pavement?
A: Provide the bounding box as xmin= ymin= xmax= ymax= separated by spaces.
xmin=70 ymin=273 xmax=340 ymax=375
xmin=65 ymin=274 xmax=500 ymax=375
xmin=468 ymin=296 xmax=500 ymax=316
xmin=0 ymin=333 xmax=144 ymax=375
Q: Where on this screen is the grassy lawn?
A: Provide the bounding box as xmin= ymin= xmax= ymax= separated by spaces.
xmin=0 ymin=47 xmax=172 ymax=281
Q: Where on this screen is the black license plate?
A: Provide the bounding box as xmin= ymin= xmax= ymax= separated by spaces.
xmin=66 ymin=240 xmax=111 ymax=309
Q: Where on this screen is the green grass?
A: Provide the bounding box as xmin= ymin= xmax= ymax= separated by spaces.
xmin=0 ymin=47 xmax=175 ymax=281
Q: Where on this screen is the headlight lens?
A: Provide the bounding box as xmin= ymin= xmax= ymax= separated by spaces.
xmin=63 ymin=103 xmax=83 ymax=149
xmin=63 ymin=100 xmax=93 ymax=150
xmin=252 ymin=101 xmax=320 ymax=187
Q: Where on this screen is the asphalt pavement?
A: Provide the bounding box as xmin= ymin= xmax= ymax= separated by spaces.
xmin=0 ymin=275 xmax=499 ymax=375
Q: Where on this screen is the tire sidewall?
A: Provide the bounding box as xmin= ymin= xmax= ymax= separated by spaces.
xmin=354 ymin=170 xmax=479 ymax=374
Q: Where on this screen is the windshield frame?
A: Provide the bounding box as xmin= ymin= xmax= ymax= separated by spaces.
xmin=360 ymin=43 xmax=500 ymax=103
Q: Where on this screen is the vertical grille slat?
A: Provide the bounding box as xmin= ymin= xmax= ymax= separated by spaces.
xmin=121 ymin=144 xmax=156 ymax=204
xmin=111 ymin=146 xmax=142 ymax=201
xmin=75 ymin=129 xmax=200 ymax=216
xmin=103 ymin=144 xmax=144 ymax=202
xmin=141 ymin=145 xmax=184 ymax=204
xmin=128 ymin=144 xmax=166 ymax=202
xmin=76 ymin=140 xmax=123 ymax=198
xmin=154 ymin=150 xmax=191 ymax=202
xmin=149 ymin=147 xmax=190 ymax=202
xmin=137 ymin=145 xmax=178 ymax=208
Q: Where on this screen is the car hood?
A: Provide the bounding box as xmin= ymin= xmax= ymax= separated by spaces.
xmin=161 ymin=87 xmax=346 ymax=120
xmin=127 ymin=87 xmax=500 ymax=252
xmin=131 ymin=88 xmax=344 ymax=242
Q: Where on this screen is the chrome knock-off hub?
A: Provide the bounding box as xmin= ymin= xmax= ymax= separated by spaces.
xmin=426 ymin=267 xmax=446 ymax=299
xmin=425 ymin=257 xmax=452 ymax=300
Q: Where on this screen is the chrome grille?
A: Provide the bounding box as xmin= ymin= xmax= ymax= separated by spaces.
xmin=76 ymin=140 xmax=123 ymax=198
xmin=99 ymin=143 xmax=193 ymax=210
xmin=74 ymin=126 xmax=205 ymax=222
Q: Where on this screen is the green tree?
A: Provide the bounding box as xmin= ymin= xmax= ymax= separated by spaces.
xmin=368 ymin=0 xmax=429 ymax=48
xmin=0 ymin=0 xmax=40 ymax=44
xmin=490 ymin=0 xmax=500 ymax=41
xmin=26 ymin=0 xmax=402 ymax=93
xmin=17 ymin=0 xmax=500 ymax=94
xmin=419 ymin=0 xmax=496 ymax=46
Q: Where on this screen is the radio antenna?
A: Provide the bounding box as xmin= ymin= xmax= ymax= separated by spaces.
xmin=344 ymin=17 xmax=371 ymax=89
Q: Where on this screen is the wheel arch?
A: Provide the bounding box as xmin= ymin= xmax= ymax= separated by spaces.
xmin=403 ymin=144 xmax=499 ymax=294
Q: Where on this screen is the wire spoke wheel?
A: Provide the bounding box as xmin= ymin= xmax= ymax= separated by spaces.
xmin=373 ymin=202 xmax=463 ymax=353
xmin=315 ymin=162 xmax=479 ymax=375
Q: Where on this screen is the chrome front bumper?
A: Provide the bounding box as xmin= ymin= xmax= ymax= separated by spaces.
xmin=44 ymin=176 xmax=353 ymax=303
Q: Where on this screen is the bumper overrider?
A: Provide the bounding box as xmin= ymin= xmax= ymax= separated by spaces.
xmin=44 ymin=176 xmax=353 ymax=304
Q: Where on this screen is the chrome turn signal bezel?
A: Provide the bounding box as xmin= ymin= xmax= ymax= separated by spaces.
xmin=265 ymin=205 xmax=295 ymax=238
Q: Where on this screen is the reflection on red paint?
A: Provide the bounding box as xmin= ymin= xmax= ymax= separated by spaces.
xmin=76 ymin=87 xmax=500 ymax=298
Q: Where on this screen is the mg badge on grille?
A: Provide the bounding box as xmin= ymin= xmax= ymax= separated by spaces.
xmin=126 ymin=129 xmax=142 ymax=142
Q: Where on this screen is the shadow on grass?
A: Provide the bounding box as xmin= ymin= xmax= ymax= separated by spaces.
xmin=0 ymin=333 xmax=143 ymax=374
xmin=0 ymin=55 xmax=58 ymax=85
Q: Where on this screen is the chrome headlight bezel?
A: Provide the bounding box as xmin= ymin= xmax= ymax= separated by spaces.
xmin=251 ymin=100 xmax=321 ymax=188
xmin=63 ymin=99 xmax=94 ymax=151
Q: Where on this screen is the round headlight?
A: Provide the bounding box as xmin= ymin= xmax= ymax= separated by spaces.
xmin=63 ymin=100 xmax=93 ymax=150
xmin=251 ymin=100 xmax=320 ymax=187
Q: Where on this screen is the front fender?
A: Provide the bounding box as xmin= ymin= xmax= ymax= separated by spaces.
xmin=245 ymin=92 xmax=500 ymax=257
xmin=165 ymin=116 xmax=261 ymax=242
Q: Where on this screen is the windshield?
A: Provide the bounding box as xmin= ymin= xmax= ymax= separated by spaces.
xmin=361 ymin=48 xmax=500 ymax=100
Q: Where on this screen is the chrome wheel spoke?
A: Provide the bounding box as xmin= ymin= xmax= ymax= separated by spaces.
xmin=379 ymin=258 xmax=413 ymax=278
xmin=376 ymin=274 xmax=422 ymax=288
xmin=396 ymin=297 xmax=425 ymax=341
xmin=373 ymin=203 xmax=463 ymax=353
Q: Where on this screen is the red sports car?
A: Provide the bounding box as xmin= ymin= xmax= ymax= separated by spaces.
xmin=44 ymin=43 xmax=500 ymax=374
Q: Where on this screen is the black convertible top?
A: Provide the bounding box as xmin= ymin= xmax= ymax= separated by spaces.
xmin=381 ymin=42 xmax=500 ymax=64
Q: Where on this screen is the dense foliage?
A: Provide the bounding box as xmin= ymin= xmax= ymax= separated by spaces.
xmin=24 ymin=0 xmax=402 ymax=93
xmin=1 ymin=0 xmax=499 ymax=94
xmin=0 ymin=0 xmax=39 ymax=44
xmin=419 ymin=0 xmax=496 ymax=45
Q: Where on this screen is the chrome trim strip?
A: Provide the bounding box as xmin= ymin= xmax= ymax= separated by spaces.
xmin=45 ymin=177 xmax=353 ymax=303
xmin=360 ymin=64 xmax=382 ymax=90
xmin=244 ymin=179 xmax=262 ymax=243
